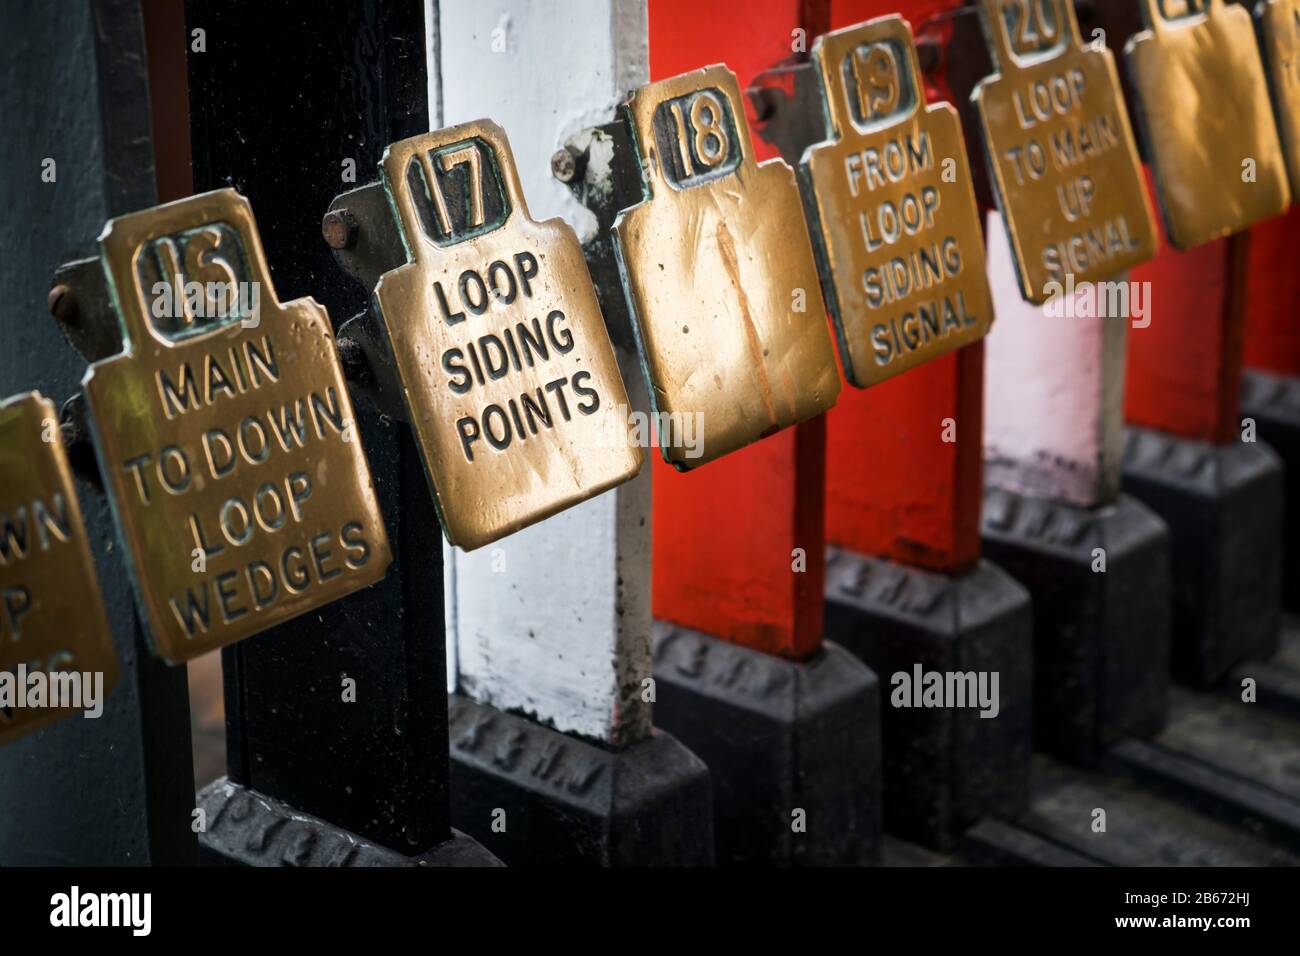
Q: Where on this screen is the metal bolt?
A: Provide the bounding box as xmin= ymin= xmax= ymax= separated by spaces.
xmin=336 ymin=335 xmax=367 ymax=384
xmin=59 ymin=393 xmax=101 ymax=484
xmin=551 ymin=146 xmax=586 ymax=184
xmin=916 ymin=36 xmax=942 ymax=76
xmin=48 ymin=284 xmax=78 ymax=325
xmin=322 ymin=208 xmax=359 ymax=250
xmin=749 ymin=87 xmax=779 ymax=124
xmin=60 ymin=417 xmax=82 ymax=451
xmin=59 ymin=393 xmax=85 ymax=445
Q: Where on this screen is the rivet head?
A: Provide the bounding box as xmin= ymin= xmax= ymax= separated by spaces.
xmin=550 ymin=146 xmax=585 ymax=184
xmin=322 ymin=208 xmax=359 ymax=250
xmin=48 ymin=284 xmax=78 ymax=324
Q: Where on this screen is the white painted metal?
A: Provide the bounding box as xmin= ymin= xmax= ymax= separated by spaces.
xmin=983 ymin=211 xmax=1128 ymax=508
xmin=433 ymin=0 xmax=653 ymax=745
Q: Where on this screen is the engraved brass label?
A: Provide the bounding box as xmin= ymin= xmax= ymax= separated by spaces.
xmin=974 ymin=0 xmax=1158 ymax=302
xmin=1 ymin=392 xmax=118 ymax=745
xmin=1126 ymin=0 xmax=1290 ymax=249
xmin=1257 ymin=0 xmax=1300 ymax=195
xmin=83 ymin=189 xmax=391 ymax=664
xmin=802 ymin=16 xmax=995 ymax=385
xmin=613 ymin=66 xmax=841 ymax=469
xmin=376 ymin=121 xmax=642 ymax=550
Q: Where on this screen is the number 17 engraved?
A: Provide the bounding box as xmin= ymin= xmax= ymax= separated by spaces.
xmin=426 ymin=144 xmax=484 ymax=238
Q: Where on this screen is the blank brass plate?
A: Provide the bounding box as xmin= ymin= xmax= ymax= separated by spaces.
xmin=1126 ymin=0 xmax=1290 ymax=250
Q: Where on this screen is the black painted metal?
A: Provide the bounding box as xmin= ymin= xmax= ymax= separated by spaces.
xmin=823 ymin=549 xmax=1033 ymax=851
xmin=652 ymin=625 xmax=883 ymax=866
xmin=962 ymin=818 xmax=1099 ymax=867
xmin=198 ymin=777 xmax=501 ymax=867
xmin=448 ymin=695 xmax=714 ymax=866
xmin=969 ymin=754 xmax=1300 ymax=866
xmin=0 ymin=0 xmax=197 ymax=867
xmin=1241 ymin=369 xmax=1300 ymax=613
xmin=50 ymin=259 xmax=120 ymax=367
xmin=325 ymin=184 xmax=420 ymax=425
xmin=556 ymin=118 xmax=643 ymax=354
xmin=981 ymin=489 xmax=1170 ymax=765
xmin=1232 ymin=620 xmax=1300 ymax=722
xmin=919 ymin=5 xmax=996 ymax=210
xmin=324 ymin=184 xmax=408 ymax=311
xmin=745 ymin=59 xmax=821 ymax=170
xmin=1121 ymin=427 xmax=1282 ymax=687
xmin=185 ymin=0 xmax=493 ymax=863
xmin=1106 ymin=688 xmax=1300 ymax=853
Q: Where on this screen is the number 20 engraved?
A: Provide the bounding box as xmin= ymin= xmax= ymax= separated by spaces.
xmin=849 ymin=43 xmax=901 ymax=121
xmin=1158 ymin=0 xmax=1207 ymax=20
xmin=668 ymin=91 xmax=730 ymax=176
xmin=1004 ymin=0 xmax=1060 ymax=54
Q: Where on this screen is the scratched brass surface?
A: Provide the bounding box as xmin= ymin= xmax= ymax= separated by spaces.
xmin=613 ymin=66 xmax=841 ymax=469
xmin=974 ymin=0 xmax=1158 ymax=302
xmin=802 ymin=16 xmax=994 ymax=385
xmin=1126 ymin=0 xmax=1290 ymax=250
xmin=377 ymin=121 xmax=642 ymax=550
xmin=0 ymin=392 xmax=118 ymax=744
xmin=1257 ymin=0 xmax=1300 ymax=194
xmin=83 ymin=189 xmax=391 ymax=664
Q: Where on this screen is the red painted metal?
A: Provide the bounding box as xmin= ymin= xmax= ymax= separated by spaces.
xmin=1126 ymin=171 xmax=1248 ymax=445
xmin=823 ymin=0 xmax=982 ymax=576
xmin=651 ymin=0 xmax=985 ymax=651
xmin=649 ymin=0 xmax=832 ymax=660
xmin=826 ymin=345 xmax=984 ymax=575
xmin=1243 ymin=207 xmax=1300 ymax=378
